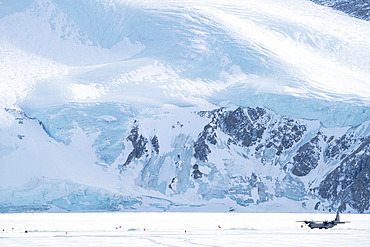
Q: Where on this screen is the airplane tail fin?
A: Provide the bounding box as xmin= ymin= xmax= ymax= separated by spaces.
xmin=335 ymin=210 xmax=340 ymax=222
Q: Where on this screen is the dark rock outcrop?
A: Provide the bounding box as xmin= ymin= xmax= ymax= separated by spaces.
xmin=267 ymin=118 xmax=307 ymax=156
xmin=194 ymin=123 xmax=217 ymax=162
xmin=195 ymin=107 xmax=307 ymax=162
xmin=168 ymin=177 xmax=178 ymax=189
xmin=319 ymin=137 xmax=370 ymax=213
xmin=220 ymin=107 xmax=266 ymax=147
xmin=122 ymin=121 xmax=148 ymax=167
xmin=194 ymin=107 xmax=268 ymax=161
xmin=324 ymin=133 xmax=356 ymax=162
xmin=151 ymin=135 xmax=160 ymax=154
xmin=310 ymin=0 xmax=370 ymax=21
xmin=191 ymin=164 xmax=203 ymax=179
xmin=292 ymin=133 xmax=323 ymax=176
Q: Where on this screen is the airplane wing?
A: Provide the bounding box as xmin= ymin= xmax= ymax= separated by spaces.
xmin=337 ymin=221 xmax=350 ymax=224
xmin=296 ymin=221 xmax=310 ymax=224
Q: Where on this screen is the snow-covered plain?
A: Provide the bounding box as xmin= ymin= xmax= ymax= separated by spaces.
xmin=0 ymin=213 xmax=368 ymax=247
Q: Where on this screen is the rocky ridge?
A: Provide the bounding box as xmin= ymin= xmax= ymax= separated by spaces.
xmin=1 ymin=106 xmax=369 ymax=213
xmin=310 ymin=0 xmax=370 ymax=21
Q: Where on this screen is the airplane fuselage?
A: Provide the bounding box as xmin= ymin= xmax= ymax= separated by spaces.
xmin=298 ymin=211 xmax=347 ymax=229
xmin=307 ymin=221 xmax=336 ymax=229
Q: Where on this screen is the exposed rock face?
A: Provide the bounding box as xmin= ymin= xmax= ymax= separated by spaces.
xmin=220 ymin=107 xmax=266 ymax=147
xmin=191 ymin=164 xmax=203 ymax=179
xmin=122 ymin=121 xmax=148 ymax=167
xmin=194 ymin=107 xmax=269 ymax=162
xmin=151 ymin=135 xmax=160 ymax=154
xmin=168 ymin=177 xmax=178 ymax=189
xmin=324 ymin=133 xmax=356 ymax=162
xmin=195 ymin=107 xmax=307 ymax=164
xmin=292 ymin=133 xmax=322 ymax=176
xmin=3 ymin=106 xmax=369 ymax=213
xmin=319 ymin=137 xmax=370 ymax=213
xmin=194 ymin=123 xmax=216 ymax=162
xmin=310 ymin=0 xmax=370 ymax=21
xmin=266 ymin=118 xmax=307 ymax=156
xmin=193 ymin=107 xmax=369 ymax=212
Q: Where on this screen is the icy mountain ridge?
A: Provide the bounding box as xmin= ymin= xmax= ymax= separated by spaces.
xmin=1 ymin=105 xmax=368 ymax=213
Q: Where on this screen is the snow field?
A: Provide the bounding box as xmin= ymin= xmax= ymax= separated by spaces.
xmin=0 ymin=212 xmax=368 ymax=247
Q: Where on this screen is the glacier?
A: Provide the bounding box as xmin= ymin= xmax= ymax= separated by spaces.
xmin=1 ymin=104 xmax=368 ymax=213
xmin=0 ymin=0 xmax=369 ymax=213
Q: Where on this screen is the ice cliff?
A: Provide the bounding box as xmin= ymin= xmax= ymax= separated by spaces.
xmin=1 ymin=105 xmax=368 ymax=213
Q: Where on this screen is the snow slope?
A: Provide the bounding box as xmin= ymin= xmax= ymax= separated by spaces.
xmin=1 ymin=0 xmax=369 ymax=124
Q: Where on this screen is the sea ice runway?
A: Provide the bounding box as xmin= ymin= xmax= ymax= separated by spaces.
xmin=0 ymin=213 xmax=369 ymax=247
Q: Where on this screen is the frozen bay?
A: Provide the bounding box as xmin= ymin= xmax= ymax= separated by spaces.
xmin=0 ymin=213 xmax=369 ymax=247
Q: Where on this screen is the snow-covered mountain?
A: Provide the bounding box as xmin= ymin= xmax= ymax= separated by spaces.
xmin=0 ymin=0 xmax=369 ymax=213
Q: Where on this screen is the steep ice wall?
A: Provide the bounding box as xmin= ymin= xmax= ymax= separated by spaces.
xmin=34 ymin=103 xmax=137 ymax=167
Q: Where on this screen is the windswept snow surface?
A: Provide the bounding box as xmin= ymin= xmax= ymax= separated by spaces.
xmin=0 ymin=0 xmax=369 ymax=125
xmin=0 ymin=213 xmax=369 ymax=247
